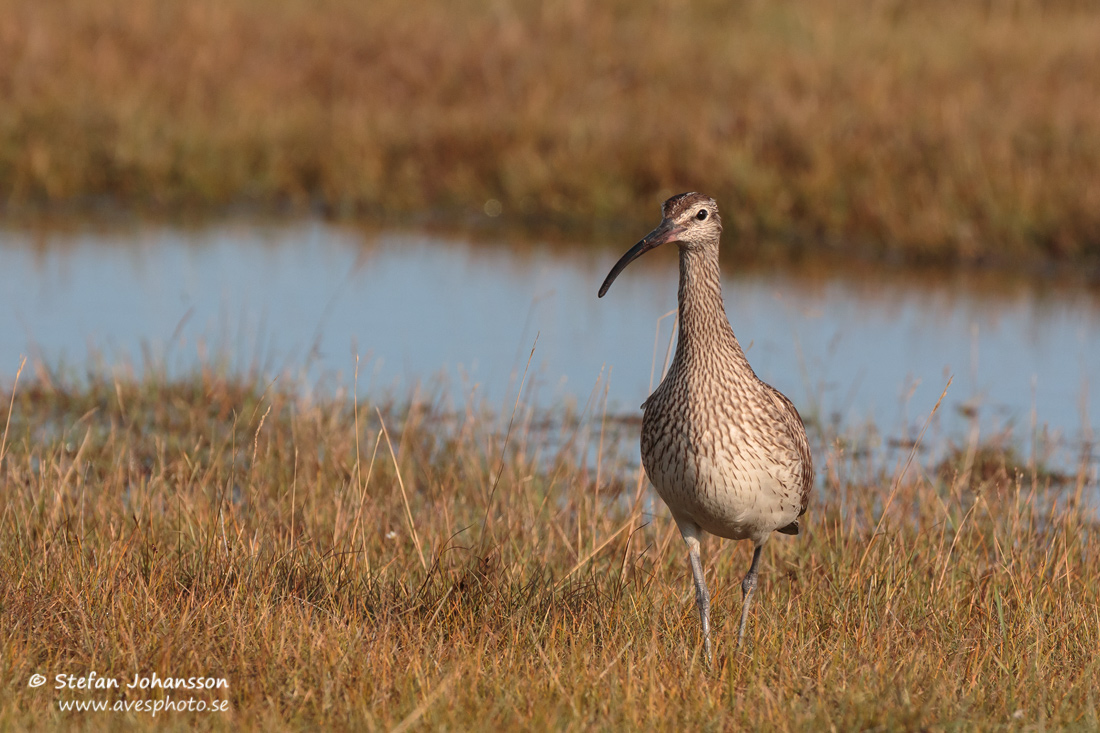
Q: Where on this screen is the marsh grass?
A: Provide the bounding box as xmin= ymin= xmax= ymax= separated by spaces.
xmin=0 ymin=364 xmax=1097 ymax=730
xmin=3 ymin=0 xmax=1100 ymax=265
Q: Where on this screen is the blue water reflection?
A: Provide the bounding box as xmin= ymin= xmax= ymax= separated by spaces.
xmin=1 ymin=220 xmax=1097 ymax=468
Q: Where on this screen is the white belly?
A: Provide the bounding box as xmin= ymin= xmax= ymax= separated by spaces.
xmin=645 ymin=446 xmax=798 ymax=542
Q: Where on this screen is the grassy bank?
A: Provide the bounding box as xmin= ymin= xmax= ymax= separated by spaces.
xmin=2 ymin=0 xmax=1100 ymax=265
xmin=0 ymin=368 xmax=1097 ymax=730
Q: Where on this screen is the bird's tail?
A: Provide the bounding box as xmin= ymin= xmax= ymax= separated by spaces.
xmin=776 ymin=519 xmax=799 ymax=536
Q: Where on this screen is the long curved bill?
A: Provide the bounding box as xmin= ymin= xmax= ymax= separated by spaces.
xmin=598 ymin=218 xmax=684 ymax=297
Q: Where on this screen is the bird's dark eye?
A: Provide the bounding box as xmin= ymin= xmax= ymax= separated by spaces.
xmin=696 ymin=209 xmax=708 ymax=221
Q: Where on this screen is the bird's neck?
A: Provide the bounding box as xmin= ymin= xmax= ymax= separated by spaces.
xmin=673 ymin=244 xmax=751 ymax=370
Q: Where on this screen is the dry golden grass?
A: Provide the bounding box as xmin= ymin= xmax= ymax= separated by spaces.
xmin=0 ymin=365 xmax=1097 ymax=730
xmin=2 ymin=0 xmax=1100 ymax=264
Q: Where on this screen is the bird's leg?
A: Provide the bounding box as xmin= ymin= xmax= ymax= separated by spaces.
xmin=685 ymin=534 xmax=712 ymax=665
xmin=736 ymin=544 xmax=764 ymax=650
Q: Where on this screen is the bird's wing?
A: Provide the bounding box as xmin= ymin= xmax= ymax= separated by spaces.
xmin=766 ymin=386 xmax=814 ymax=517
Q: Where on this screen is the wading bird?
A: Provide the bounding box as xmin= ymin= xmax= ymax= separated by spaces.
xmin=598 ymin=193 xmax=813 ymax=660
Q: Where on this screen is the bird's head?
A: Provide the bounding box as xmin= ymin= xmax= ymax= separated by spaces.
xmin=598 ymin=192 xmax=721 ymax=298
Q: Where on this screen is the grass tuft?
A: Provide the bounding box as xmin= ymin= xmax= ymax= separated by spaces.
xmin=0 ymin=368 xmax=1097 ymax=728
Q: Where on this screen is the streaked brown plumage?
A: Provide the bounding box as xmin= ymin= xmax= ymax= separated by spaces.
xmin=599 ymin=192 xmax=813 ymax=660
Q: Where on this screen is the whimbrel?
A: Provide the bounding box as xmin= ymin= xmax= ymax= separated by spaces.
xmin=598 ymin=193 xmax=813 ymax=660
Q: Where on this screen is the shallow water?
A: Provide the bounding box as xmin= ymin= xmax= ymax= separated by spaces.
xmin=1 ymin=219 xmax=1097 ymax=472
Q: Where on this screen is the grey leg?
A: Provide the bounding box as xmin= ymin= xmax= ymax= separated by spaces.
xmin=682 ymin=530 xmax=712 ymax=664
xmin=736 ymin=544 xmax=763 ymax=649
